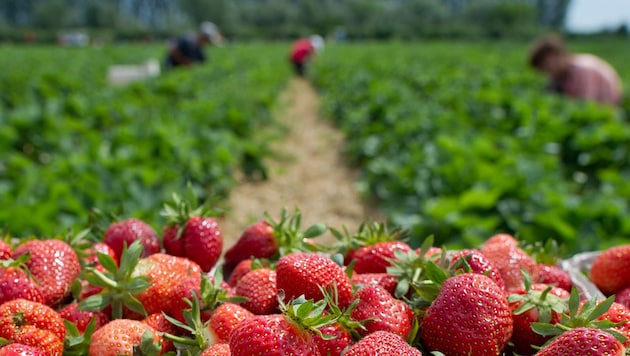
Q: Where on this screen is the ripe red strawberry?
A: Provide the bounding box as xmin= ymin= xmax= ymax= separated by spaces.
xmin=450 ymin=249 xmax=506 ymax=291
xmin=0 ymin=343 xmax=46 ymax=355
xmin=12 ymin=239 xmax=80 ymax=306
xmin=595 ymin=301 xmax=630 ymax=347
xmin=200 ymin=343 xmax=230 ymax=356
xmin=57 ymin=302 xmax=109 ymax=334
xmin=343 ymin=330 xmax=421 ymax=356
xmin=0 ymin=299 xmax=65 ymax=356
xmin=508 ymin=282 xmax=570 ymax=355
xmin=616 ymin=286 xmax=630 ymax=310
xmin=480 ymin=234 xmax=538 ymax=292
xmin=0 ymin=240 xmax=11 ymax=260
xmin=208 ymin=302 xmax=254 ymax=343
xmin=88 ymin=319 xmax=162 ymax=356
xmin=143 ymin=313 xmax=178 ymax=353
xmin=590 ymin=245 xmax=630 ymax=295
xmin=276 ymin=252 xmax=353 ymax=308
xmin=132 ymin=253 xmax=203 ymax=317
xmin=227 ymin=259 xmax=253 ymax=287
xmin=229 ymin=314 xmax=319 ymax=355
xmin=421 ymin=273 xmax=513 ymax=355
xmin=104 ymin=218 xmax=160 ymax=259
xmin=0 ymin=261 xmax=45 ymax=304
xmin=83 ymin=242 xmax=118 ymax=268
xmin=161 ymin=193 xmax=224 ymax=272
xmin=233 ymin=268 xmax=278 ymax=315
xmin=536 ymin=327 xmax=625 ymax=355
xmin=224 ymin=219 xmax=276 ymax=270
xmin=350 ymin=284 xmax=414 ymax=338
xmin=165 ymin=275 xmax=203 ymax=323
xmin=535 ymin=264 xmax=572 ymax=292
xmin=352 ymin=241 xmax=411 ymax=274
xmin=312 ymin=323 xmax=353 ymax=356
xmin=350 ymin=272 xmax=398 ymax=295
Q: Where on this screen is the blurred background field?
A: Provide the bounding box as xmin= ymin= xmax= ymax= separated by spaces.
xmin=1 ymin=0 xmax=629 ymax=256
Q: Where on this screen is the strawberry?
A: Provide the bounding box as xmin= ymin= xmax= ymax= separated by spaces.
xmin=0 ymin=343 xmax=46 ymax=355
xmin=595 ymin=301 xmax=630 ymax=347
xmin=0 ymin=299 xmax=65 ymax=356
xmin=536 ymin=327 xmax=625 ymax=355
xmin=535 ymin=264 xmax=572 ymax=292
xmin=224 ymin=219 xmax=276 ymax=270
xmin=161 ymin=192 xmax=223 ymax=272
xmin=83 ymin=242 xmax=118 ymax=268
xmin=0 ymin=240 xmax=11 ymax=260
xmin=331 ymin=222 xmax=407 ymax=266
xmin=208 ymin=302 xmax=254 ymax=343
xmin=226 ymin=259 xmax=253 ymax=287
xmin=233 ymin=267 xmax=279 ymax=315
xmin=0 ymin=256 xmax=45 ymax=304
xmin=312 ymin=323 xmax=353 ymax=356
xmin=200 ymin=343 xmax=230 ymax=356
xmin=421 ymin=273 xmax=513 ymax=355
xmin=103 ymin=218 xmax=160 ymax=259
xmin=143 ymin=313 xmax=178 ymax=353
xmin=88 ymin=319 xmax=163 ymax=356
xmin=165 ymin=275 xmax=203 ymax=323
xmin=352 ymin=242 xmax=411 ymax=274
xmin=449 ymin=249 xmax=506 ymax=291
xmin=590 ymin=245 xmax=630 ymax=295
xmin=350 ymin=284 xmax=414 ymax=338
xmin=343 ymin=330 xmax=421 ymax=356
xmin=616 ymin=285 xmax=630 ymax=310
xmin=480 ymin=233 xmax=537 ymax=292
xmin=57 ymin=302 xmax=109 ymax=334
xmin=507 ymin=278 xmax=570 ymax=355
xmin=350 ymin=272 xmax=398 ymax=295
xmin=12 ymin=239 xmax=80 ymax=306
xmin=276 ymin=252 xmax=353 ymax=308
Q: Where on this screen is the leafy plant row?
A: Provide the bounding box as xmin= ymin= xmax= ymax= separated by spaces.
xmin=0 ymin=43 xmax=290 ymax=236
xmin=311 ymin=41 xmax=630 ymax=255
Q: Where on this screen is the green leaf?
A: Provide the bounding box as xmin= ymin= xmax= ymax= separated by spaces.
xmin=303 ymin=223 xmax=327 ymax=239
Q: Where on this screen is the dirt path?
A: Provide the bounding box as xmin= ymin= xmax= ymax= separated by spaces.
xmin=218 ymin=78 xmax=383 ymax=251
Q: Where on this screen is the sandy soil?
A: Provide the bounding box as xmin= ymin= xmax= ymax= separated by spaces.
xmin=217 ymin=77 xmax=383 ymax=251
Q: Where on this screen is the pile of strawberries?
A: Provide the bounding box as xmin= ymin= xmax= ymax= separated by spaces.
xmin=1 ymin=198 xmax=630 ymax=356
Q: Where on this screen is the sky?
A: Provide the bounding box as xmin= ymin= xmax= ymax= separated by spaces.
xmin=565 ymin=0 xmax=630 ymax=33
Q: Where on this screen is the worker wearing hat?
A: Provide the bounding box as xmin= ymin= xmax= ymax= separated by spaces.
xmin=165 ymin=21 xmax=223 ymax=68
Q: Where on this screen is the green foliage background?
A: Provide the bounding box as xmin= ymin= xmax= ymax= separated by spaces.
xmin=311 ymin=39 xmax=630 ymax=255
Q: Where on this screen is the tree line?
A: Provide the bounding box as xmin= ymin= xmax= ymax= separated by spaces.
xmin=0 ymin=0 xmax=573 ymax=43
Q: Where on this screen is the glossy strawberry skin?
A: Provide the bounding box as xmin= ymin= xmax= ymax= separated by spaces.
xmin=0 ymin=299 xmax=65 ymax=356
xmin=0 ymin=241 xmax=11 ymax=260
xmin=421 ymin=273 xmax=513 ymax=356
xmin=229 ymin=314 xmax=319 ymax=356
xmin=84 ymin=242 xmax=118 ymax=268
xmin=224 ymin=220 xmax=277 ymax=270
xmin=166 ymin=275 xmax=202 ymax=323
xmin=616 ymin=285 xmax=630 ymax=310
xmin=450 ymin=249 xmax=506 ymax=291
xmin=480 ymin=235 xmax=537 ymax=292
xmin=276 ymin=252 xmax=353 ymax=309
xmin=0 ymin=267 xmax=45 ymax=305
xmin=131 ymin=253 xmax=203 ymax=318
xmin=233 ymin=268 xmax=278 ymax=315
xmin=312 ymin=323 xmax=353 ymax=356
xmin=590 ymin=245 xmax=630 ymax=295
xmin=12 ymin=240 xmax=80 ymax=307
xmin=352 ymin=241 xmax=411 ymax=274
xmin=595 ymin=301 xmax=630 ymax=348
xmin=162 ymin=225 xmax=185 ymax=257
xmin=350 ymin=272 xmax=398 ymax=295
xmin=200 ymin=343 xmax=231 ymax=356
xmin=343 ymin=330 xmax=421 ymax=356
xmin=182 ymin=216 xmax=223 ymax=272
xmin=88 ymin=319 xmax=162 ymax=356
xmin=536 ymin=327 xmax=624 ymax=356
xmin=104 ymin=218 xmax=160 ymax=259
xmin=350 ymin=284 xmax=414 ymax=338
xmin=208 ymin=302 xmax=254 ymax=343
xmin=227 ymin=259 xmax=253 ymax=287
xmin=0 ymin=343 xmax=47 ymax=356
xmin=143 ymin=313 xmax=178 ymax=353
xmin=535 ymin=264 xmax=572 ymax=292
xmin=58 ymin=302 xmax=109 ymax=333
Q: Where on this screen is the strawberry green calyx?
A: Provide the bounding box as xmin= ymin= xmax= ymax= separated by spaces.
xmin=318 ymin=284 xmax=367 ymax=341
xmin=508 ymin=271 xmax=569 ymax=324
xmin=331 ymin=221 xmax=408 ymax=258
xmin=531 ymin=287 xmax=628 ymax=345
xmin=63 ymin=318 xmax=97 ymax=356
xmin=201 ymin=268 xmax=247 ymax=311
xmin=163 ymin=294 xmax=214 ymax=353
xmin=132 ymin=329 xmax=166 ymax=356
xmin=161 ymin=187 xmax=223 ymax=239
xmin=278 ymin=292 xmax=338 ymax=340
xmin=265 ymin=207 xmax=328 ymax=257
xmin=80 ymin=240 xmax=150 ymax=319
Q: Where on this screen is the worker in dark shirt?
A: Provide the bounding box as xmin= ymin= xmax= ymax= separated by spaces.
xmin=165 ymin=22 xmax=223 ymax=68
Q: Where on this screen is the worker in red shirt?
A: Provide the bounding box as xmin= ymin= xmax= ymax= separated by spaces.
xmin=289 ymin=35 xmax=324 ymax=76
